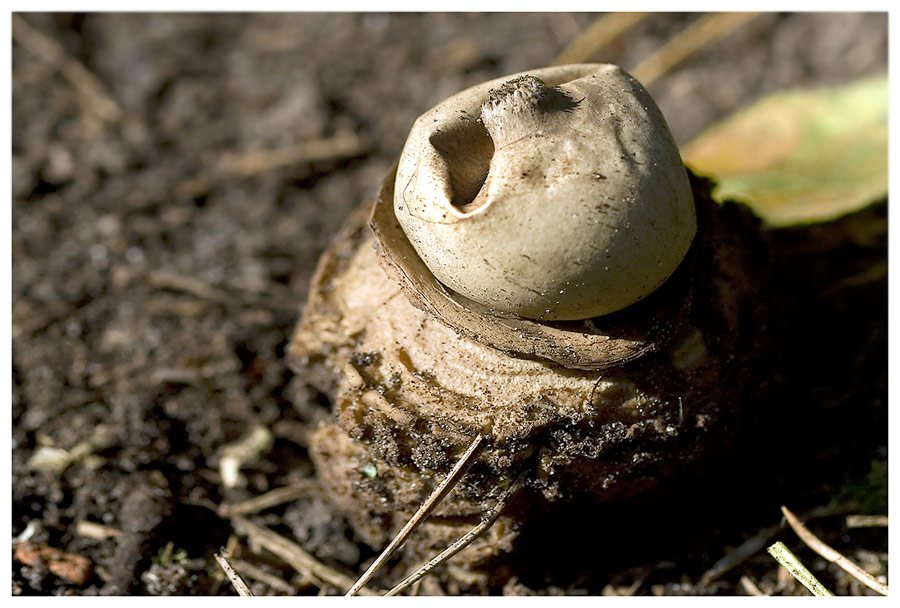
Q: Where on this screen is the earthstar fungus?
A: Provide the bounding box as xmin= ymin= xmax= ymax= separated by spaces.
xmin=289 ymin=64 xmax=771 ymax=591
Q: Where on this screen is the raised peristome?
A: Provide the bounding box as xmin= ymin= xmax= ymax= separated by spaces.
xmin=394 ymin=64 xmax=696 ymax=321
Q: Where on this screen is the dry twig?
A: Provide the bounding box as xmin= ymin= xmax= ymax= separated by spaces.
xmin=26 ymin=425 xmax=116 ymax=474
xmin=217 ymin=426 xmax=275 ymax=489
xmin=739 ymin=575 xmax=766 ymax=596
xmin=75 ymin=520 xmax=121 ymax=541
xmin=147 ymin=269 xmax=299 ymax=312
xmin=699 ymin=524 xmax=780 ymax=585
xmin=699 ymin=503 xmax=845 ymax=585
xmin=175 ymin=132 xmax=368 ymax=198
xmin=631 ymin=13 xmax=759 ymax=87
xmin=12 ymin=14 xmax=122 ymax=123
xmin=220 ymin=133 xmax=367 ymax=177
xmin=219 ymin=481 xmax=323 ymax=517
xmin=846 ymin=514 xmax=888 ymax=529
xmin=781 ymin=505 xmax=888 ymax=596
xmin=230 ymin=558 xmax=298 ymax=595
xmin=229 ymin=514 xmax=378 ymax=596
xmin=553 ymin=13 xmax=650 ymax=65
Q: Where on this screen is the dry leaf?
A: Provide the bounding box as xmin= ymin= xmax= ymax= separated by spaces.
xmin=683 ymin=76 xmax=887 ymax=227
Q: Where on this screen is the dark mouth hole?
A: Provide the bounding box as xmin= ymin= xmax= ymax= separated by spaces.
xmin=429 ymin=120 xmax=494 ymax=211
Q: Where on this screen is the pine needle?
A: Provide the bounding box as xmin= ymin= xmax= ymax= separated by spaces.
xmin=781 ymin=505 xmax=888 ymax=596
xmin=385 ymin=474 xmax=526 ymax=596
xmin=345 ymin=434 xmax=485 ymax=596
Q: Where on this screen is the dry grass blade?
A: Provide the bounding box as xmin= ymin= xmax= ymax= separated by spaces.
xmin=699 ymin=503 xmax=843 ymax=585
xmin=781 ymin=505 xmax=888 ymax=595
xmin=739 ymin=575 xmax=766 ymax=596
xmin=219 ymin=481 xmax=323 ymax=517
xmin=767 ymin=541 xmax=834 ymax=596
xmin=75 ymin=520 xmax=121 ymax=541
xmin=345 ymin=434 xmax=485 ymax=596
xmin=215 ymin=552 xmax=254 ymax=597
xmin=631 ymin=12 xmax=759 ymax=87
xmin=553 ymin=13 xmax=650 ymax=65
xmin=230 ymin=558 xmax=298 ymax=595
xmin=148 ymin=270 xmax=231 ymax=302
xmin=220 ymin=133 xmax=367 ymax=177
xmin=699 ymin=524 xmax=780 ymax=585
xmin=385 ymin=474 xmax=526 ymax=596
xmin=218 ymin=426 xmax=274 ymax=489
xmin=147 ymin=269 xmax=299 ymax=312
xmin=175 ymin=132 xmax=368 ymax=198
xmin=601 ymin=575 xmax=645 ymax=597
xmin=12 ymin=14 xmax=122 ymax=123
xmin=846 ymin=515 xmax=888 ymax=529
xmin=229 ymin=514 xmax=379 ymax=596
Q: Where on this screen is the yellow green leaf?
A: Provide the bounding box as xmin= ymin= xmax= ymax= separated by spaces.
xmin=682 ymin=76 xmax=887 ymax=228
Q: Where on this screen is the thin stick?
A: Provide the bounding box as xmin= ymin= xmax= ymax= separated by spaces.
xmin=385 ymin=474 xmax=525 ymax=596
xmin=219 ymin=426 xmax=275 ymax=489
xmin=631 ymin=13 xmax=759 ymax=87
xmin=230 ymin=514 xmax=378 ymax=595
xmin=175 ymin=133 xmax=367 ymax=198
xmin=345 ymin=434 xmax=485 ymax=596
xmin=147 ymin=269 xmax=299 ymax=312
xmin=739 ymin=575 xmax=766 ymax=596
xmin=219 ymin=481 xmax=322 ymax=517
xmin=230 ymin=558 xmax=297 ymax=595
xmin=699 ymin=502 xmax=856 ymax=585
xmin=220 ymin=133 xmax=366 ymax=177
xmin=846 ymin=514 xmax=888 ymax=529
xmin=75 ymin=520 xmax=121 ymax=540
xmin=767 ymin=541 xmax=834 ymax=597
xmin=12 ymin=14 xmax=122 ymax=123
xmin=215 ymin=552 xmax=254 ymax=597
xmin=781 ymin=505 xmax=888 ymax=596
xmin=553 ymin=13 xmax=650 ymax=65
xmin=699 ymin=523 xmax=780 ymax=585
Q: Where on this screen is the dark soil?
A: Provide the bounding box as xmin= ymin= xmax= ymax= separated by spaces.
xmin=12 ymin=12 xmax=887 ymax=596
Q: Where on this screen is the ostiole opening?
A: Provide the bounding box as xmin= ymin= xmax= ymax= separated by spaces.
xmin=429 ymin=121 xmax=493 ymax=211
xmin=428 ymin=78 xmax=581 ymax=217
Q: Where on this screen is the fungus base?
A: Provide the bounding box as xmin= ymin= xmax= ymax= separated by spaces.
xmin=288 ymin=173 xmax=774 ymax=589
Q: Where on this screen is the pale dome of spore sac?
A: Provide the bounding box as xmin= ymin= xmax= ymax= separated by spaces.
xmin=394 ymin=64 xmax=696 ymax=321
